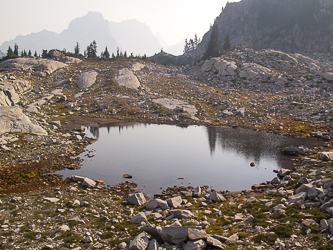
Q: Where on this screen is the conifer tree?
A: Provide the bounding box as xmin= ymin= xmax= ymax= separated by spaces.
xmin=14 ymin=44 xmax=19 ymax=56
xmin=124 ymin=51 xmax=127 ymax=58
xmin=34 ymin=51 xmax=38 ymax=57
xmin=74 ymin=42 xmax=80 ymax=55
xmin=7 ymin=46 xmax=13 ymax=57
xmin=103 ymin=46 xmax=110 ymax=58
xmin=204 ymin=21 xmax=220 ymax=58
xmin=28 ymin=50 xmax=32 ymax=56
xmin=223 ymin=34 xmax=231 ymax=51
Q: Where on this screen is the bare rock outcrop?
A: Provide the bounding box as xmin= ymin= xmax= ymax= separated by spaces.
xmin=75 ymin=71 xmax=98 ymax=89
xmin=0 ymin=58 xmax=67 ymax=75
xmin=0 ymin=106 xmax=47 ymax=135
xmin=115 ymin=68 xmax=141 ymax=89
xmin=0 ymin=80 xmax=31 ymax=106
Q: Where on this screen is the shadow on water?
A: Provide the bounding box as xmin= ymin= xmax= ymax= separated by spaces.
xmin=59 ymin=123 xmax=322 ymax=197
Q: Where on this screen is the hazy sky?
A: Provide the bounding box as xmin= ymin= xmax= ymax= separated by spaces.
xmin=0 ymin=0 xmax=240 ymax=46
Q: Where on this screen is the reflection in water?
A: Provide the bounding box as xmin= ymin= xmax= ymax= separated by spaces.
xmin=207 ymin=127 xmax=280 ymax=166
xmin=59 ymin=123 xmax=319 ymax=197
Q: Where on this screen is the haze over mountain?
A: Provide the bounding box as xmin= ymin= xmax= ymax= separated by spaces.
xmin=191 ymin=0 xmax=333 ymax=62
xmin=0 ymin=11 xmax=174 ymax=56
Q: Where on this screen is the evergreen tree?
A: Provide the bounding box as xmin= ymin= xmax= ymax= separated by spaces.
xmin=112 ymin=53 xmax=115 ymax=58
xmin=103 ymin=46 xmax=110 ymax=58
xmin=34 ymin=51 xmax=38 ymax=57
xmin=20 ymin=51 xmax=24 ymax=57
xmin=184 ymin=38 xmax=189 ymax=53
xmin=42 ymin=50 xmax=49 ymax=58
xmin=92 ymin=40 xmax=97 ymax=57
xmin=28 ymin=50 xmax=32 ymax=56
xmin=124 ymin=51 xmax=127 ymax=58
xmin=116 ymin=47 xmax=120 ymax=57
xmin=23 ymin=50 xmax=27 ymax=57
xmin=86 ymin=40 xmax=97 ymax=58
xmin=7 ymin=46 xmax=13 ymax=57
xmin=74 ymin=42 xmax=80 ymax=55
xmin=223 ymin=34 xmax=231 ymax=51
xmin=14 ymin=44 xmax=19 ymax=56
xmin=204 ymin=21 xmax=220 ymax=58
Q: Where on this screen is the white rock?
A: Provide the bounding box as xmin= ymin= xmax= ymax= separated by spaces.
xmin=128 ymin=193 xmax=146 ymax=206
xmin=209 ymin=191 xmax=226 ymax=202
xmin=75 ymin=71 xmax=98 ymax=89
xmin=167 ymin=196 xmax=182 ymax=208
xmin=146 ymin=199 xmax=168 ymax=210
xmin=118 ymin=242 xmax=127 ymax=249
xmin=82 ymin=178 xmax=96 ymax=188
xmin=130 ymin=212 xmax=147 ymax=224
xmin=129 ymin=232 xmax=149 ymax=250
xmin=184 ymin=239 xmax=207 ymax=250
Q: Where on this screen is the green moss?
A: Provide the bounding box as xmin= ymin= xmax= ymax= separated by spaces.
xmin=24 ymin=232 xmax=38 ymax=240
xmin=308 ymin=208 xmax=331 ymax=222
xmin=15 ymin=171 xmax=39 ymax=182
xmin=271 ymin=224 xmax=293 ymax=238
xmin=252 ymin=233 xmax=278 ymax=245
xmin=309 ymin=224 xmax=323 ymax=234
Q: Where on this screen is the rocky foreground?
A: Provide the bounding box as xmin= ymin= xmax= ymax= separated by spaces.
xmin=1 ymin=48 xmax=333 ymax=249
xmin=2 ymin=161 xmax=333 ymax=249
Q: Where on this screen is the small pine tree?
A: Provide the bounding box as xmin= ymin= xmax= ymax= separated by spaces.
xmin=74 ymin=42 xmax=80 ymax=55
xmin=116 ymin=47 xmax=120 ymax=57
xmin=184 ymin=38 xmax=189 ymax=53
xmin=28 ymin=50 xmax=32 ymax=56
xmin=42 ymin=49 xmax=48 ymax=58
xmin=7 ymin=46 xmax=13 ymax=57
xmin=34 ymin=51 xmax=38 ymax=57
xmin=103 ymin=46 xmax=110 ymax=58
xmin=124 ymin=51 xmax=127 ymax=58
xmin=23 ymin=50 xmax=27 ymax=57
xmin=112 ymin=52 xmax=115 ymax=58
xmin=14 ymin=44 xmax=19 ymax=56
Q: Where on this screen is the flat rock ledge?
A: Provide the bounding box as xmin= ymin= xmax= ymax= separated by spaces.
xmin=0 ymin=106 xmax=47 ymax=135
xmin=153 ymin=98 xmax=198 ymax=120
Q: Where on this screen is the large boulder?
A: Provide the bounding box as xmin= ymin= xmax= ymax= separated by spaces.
xmin=167 ymin=196 xmax=182 ymax=208
xmin=75 ymin=71 xmax=98 ymax=89
xmin=320 ymin=152 xmax=333 ymax=161
xmin=214 ymin=60 xmax=237 ymax=76
xmin=130 ymin=212 xmax=147 ymax=224
xmin=129 ymin=232 xmax=149 ymax=250
xmin=115 ymin=68 xmax=140 ymax=89
xmin=209 ymin=191 xmax=226 ymax=202
xmin=0 ymin=106 xmax=47 ymax=135
xmin=146 ymin=199 xmax=169 ymax=210
xmin=169 ymin=210 xmax=194 ymax=219
xmin=239 ymin=63 xmax=272 ymax=79
xmin=128 ymin=193 xmax=146 ymax=206
xmin=141 ymin=226 xmax=201 ymax=245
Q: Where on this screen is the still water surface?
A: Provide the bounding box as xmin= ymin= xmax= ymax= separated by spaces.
xmin=59 ymin=123 xmax=318 ymax=197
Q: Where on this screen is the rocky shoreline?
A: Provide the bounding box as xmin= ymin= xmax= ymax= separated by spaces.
xmin=1 ymin=49 xmax=333 ymax=249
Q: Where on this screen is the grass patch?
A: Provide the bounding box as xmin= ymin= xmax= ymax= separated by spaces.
xmin=271 ymin=224 xmax=293 ymax=238
xmin=252 ymin=233 xmax=278 ymax=245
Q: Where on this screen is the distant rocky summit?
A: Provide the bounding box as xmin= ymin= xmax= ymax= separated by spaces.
xmin=153 ymin=0 xmax=333 ymax=66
